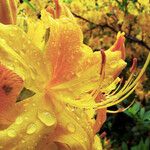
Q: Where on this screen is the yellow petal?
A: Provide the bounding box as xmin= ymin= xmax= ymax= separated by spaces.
xmin=0 ymin=0 xmax=17 ymax=24
xmin=0 ymin=23 xmax=50 ymax=91
xmin=0 ymin=93 xmax=57 ymax=149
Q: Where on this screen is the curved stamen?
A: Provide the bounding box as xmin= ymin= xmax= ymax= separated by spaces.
xmin=109 ymin=77 xmax=123 ymax=96
xmin=130 ymin=58 xmax=137 ymax=73
xmin=100 ymin=49 xmax=106 ymax=78
xmin=106 ymin=99 xmax=135 ymax=113
xmin=54 ymin=53 xmax=149 ymax=110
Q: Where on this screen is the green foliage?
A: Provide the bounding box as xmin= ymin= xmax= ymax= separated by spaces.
xmin=102 ymin=101 xmax=150 ymax=149
xmin=124 ymin=102 xmax=150 ymax=122
xmin=122 ymin=138 xmax=150 ymax=150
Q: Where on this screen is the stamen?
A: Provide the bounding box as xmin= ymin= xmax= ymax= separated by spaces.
xmin=106 ymin=99 xmax=135 ymax=113
xmin=100 ymin=131 xmax=107 ymax=138
xmin=130 ymin=58 xmax=137 ymax=73
xmin=109 ymin=77 xmax=123 ymax=96
xmin=54 ymin=53 xmax=149 ymax=110
xmin=100 ymin=49 xmax=106 ymax=78
xmin=53 ymin=0 xmax=61 ymax=18
xmin=46 ymin=6 xmax=55 ymax=18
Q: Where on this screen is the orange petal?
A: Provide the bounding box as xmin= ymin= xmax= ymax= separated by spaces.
xmin=111 ymin=32 xmax=126 ymax=60
xmin=0 ymin=64 xmax=23 ymax=124
xmin=45 ymin=15 xmax=83 ymax=85
xmin=93 ymin=108 xmax=106 ymax=134
xmin=0 ymin=0 xmax=17 ymax=24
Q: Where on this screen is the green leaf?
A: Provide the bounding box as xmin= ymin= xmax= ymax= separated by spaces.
xmin=139 ymin=107 xmax=145 ymax=119
xmin=122 ymin=142 xmax=128 ymax=150
xmin=143 ymin=111 xmax=150 ymax=121
xmin=129 ymin=102 xmax=141 ymax=115
xmin=145 ymin=138 xmax=150 ymax=150
xmin=16 ymin=87 xmax=35 ymax=102
xmin=138 ymin=139 xmax=145 ymax=150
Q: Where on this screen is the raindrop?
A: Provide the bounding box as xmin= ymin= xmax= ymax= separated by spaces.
xmin=32 ymin=103 xmax=36 ymax=107
xmin=67 ymin=123 xmax=76 ymax=133
xmin=15 ymin=116 xmax=23 ymax=125
xmin=38 ymin=111 xmax=56 ymax=126
xmin=21 ymin=140 xmax=26 ymax=143
xmin=26 ymin=123 xmax=37 ymax=134
xmin=110 ymin=61 xmax=117 ymax=69
xmin=25 ymin=117 xmax=29 ymax=120
xmin=7 ymin=129 xmax=16 ymax=137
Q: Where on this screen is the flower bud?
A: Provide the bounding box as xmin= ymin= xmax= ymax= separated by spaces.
xmin=0 ymin=0 xmax=17 ymax=24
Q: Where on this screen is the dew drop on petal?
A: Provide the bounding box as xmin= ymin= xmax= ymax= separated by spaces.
xmin=67 ymin=123 xmax=76 ymax=133
xmin=110 ymin=61 xmax=118 ymax=69
xmin=7 ymin=129 xmax=16 ymax=137
xmin=21 ymin=140 xmax=26 ymax=143
xmin=26 ymin=123 xmax=37 ymax=134
xmin=38 ymin=111 xmax=56 ymax=126
xmin=15 ymin=116 xmax=23 ymax=125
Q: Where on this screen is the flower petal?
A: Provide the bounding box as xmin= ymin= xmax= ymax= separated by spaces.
xmin=0 ymin=64 xmax=23 ymax=126
xmin=0 ymin=23 xmax=50 ymax=91
xmin=45 ymin=11 xmax=83 ymax=85
xmin=0 ymin=0 xmax=17 ymax=24
xmin=0 ymin=93 xmax=57 ymax=149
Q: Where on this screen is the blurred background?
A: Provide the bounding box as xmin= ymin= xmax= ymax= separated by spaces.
xmin=18 ymin=0 xmax=150 ymax=149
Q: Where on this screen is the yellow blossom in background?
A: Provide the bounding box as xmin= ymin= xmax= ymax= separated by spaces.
xmin=0 ymin=0 xmax=150 ymax=150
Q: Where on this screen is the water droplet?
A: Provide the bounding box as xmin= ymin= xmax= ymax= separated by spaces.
xmin=32 ymin=103 xmax=36 ymax=107
xmin=15 ymin=116 xmax=23 ymax=125
xmin=21 ymin=140 xmax=26 ymax=143
xmin=76 ymin=117 xmax=80 ymax=120
xmin=110 ymin=61 xmax=118 ymax=69
xmin=25 ymin=117 xmax=28 ymax=120
xmin=38 ymin=111 xmax=56 ymax=126
xmin=26 ymin=123 xmax=37 ymax=134
xmin=7 ymin=129 xmax=16 ymax=137
xmin=67 ymin=123 xmax=76 ymax=133
xmin=76 ymin=73 xmax=80 ymax=78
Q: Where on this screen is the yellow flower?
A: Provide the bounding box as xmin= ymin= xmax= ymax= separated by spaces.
xmin=0 ymin=0 xmax=149 ymax=149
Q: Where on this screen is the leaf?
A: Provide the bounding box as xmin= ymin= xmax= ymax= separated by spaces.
xmin=143 ymin=110 xmax=150 ymax=121
xmin=138 ymin=139 xmax=145 ymax=150
xmin=139 ymin=107 xmax=145 ymax=119
xmin=129 ymin=102 xmax=141 ymax=115
xmin=121 ymin=142 xmax=128 ymax=150
xmin=145 ymin=138 xmax=150 ymax=150
xmin=16 ymin=87 xmax=35 ymax=102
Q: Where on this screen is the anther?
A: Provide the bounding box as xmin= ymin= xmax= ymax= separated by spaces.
xmin=130 ymin=58 xmax=137 ymax=73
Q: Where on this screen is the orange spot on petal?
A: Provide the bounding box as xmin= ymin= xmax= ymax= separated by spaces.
xmin=0 ymin=64 xmax=23 ymax=112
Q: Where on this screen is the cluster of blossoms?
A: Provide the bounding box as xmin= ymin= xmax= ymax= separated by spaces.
xmin=0 ymin=0 xmax=149 ymax=150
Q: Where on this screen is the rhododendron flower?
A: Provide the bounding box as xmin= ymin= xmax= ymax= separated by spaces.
xmin=0 ymin=0 xmax=150 ymax=150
